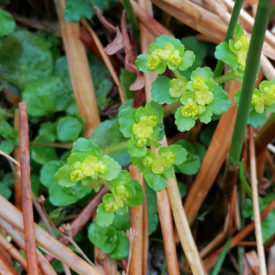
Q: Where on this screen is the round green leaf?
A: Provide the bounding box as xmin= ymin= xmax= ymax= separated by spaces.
xmin=41 ymin=160 xmax=63 ymax=188
xmin=31 ymin=135 xmax=58 ymax=165
xmin=0 ymin=31 xmax=53 ymax=89
xmin=144 ymin=171 xmax=167 ymax=192
xmin=109 ymin=231 xmax=129 ymax=259
xmin=57 ymin=116 xmax=83 ymax=142
xmin=175 ymin=107 xmax=196 ymax=132
xmin=96 ymin=203 xmax=115 ymax=227
xmin=23 ymin=76 xmax=70 ymax=117
xmin=0 ymin=9 xmax=15 ymax=37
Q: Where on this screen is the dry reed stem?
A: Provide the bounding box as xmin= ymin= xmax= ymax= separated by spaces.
xmin=157 ymin=188 xmax=180 ymax=275
xmin=128 ymin=165 xmax=144 ymax=275
xmin=81 ymin=19 xmax=126 ymax=103
xmin=0 ymin=233 xmax=27 ymax=270
xmin=0 ymin=217 xmax=57 ymax=275
xmin=255 ymin=116 xmax=275 ymax=158
xmin=13 ymin=110 xmax=21 ymax=210
xmin=159 ymin=0 xmax=201 ymax=20
xmin=153 ymin=0 xmax=226 ymax=41
xmin=0 ymin=196 xmax=102 ymax=275
xmin=184 ymin=80 xmax=240 ymax=224
xmin=0 ymin=249 xmax=17 ymax=275
xmin=129 ymin=0 xmax=173 ymax=37
xmin=260 ymin=55 xmax=275 ymax=81
xmin=249 ymin=126 xmax=267 ymax=275
xmin=54 ymin=0 xmax=100 ymax=136
xmin=19 ymin=102 xmax=39 ymax=275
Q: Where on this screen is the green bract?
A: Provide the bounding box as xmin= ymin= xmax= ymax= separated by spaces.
xmin=55 ymin=138 xmax=121 ymax=190
xmin=175 ymin=67 xmax=231 ymax=132
xmin=118 ymin=101 xmax=164 ymax=157
xmin=215 ymin=24 xmax=250 ymax=76
xmin=135 ymin=35 xmax=195 ymax=74
xmin=235 ymin=79 xmax=275 ymax=128
xmin=131 ymin=145 xmax=188 ymax=191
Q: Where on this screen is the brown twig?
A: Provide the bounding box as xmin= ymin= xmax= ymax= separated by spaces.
xmin=249 ymin=126 xmax=267 ymax=275
xmin=0 ymin=150 xmax=20 ymax=167
xmin=0 ymin=233 xmax=27 ymax=270
xmin=205 ymin=200 xmax=275 ymax=270
xmin=45 ymin=187 xmax=109 ymax=263
xmin=19 ymin=102 xmax=39 ymax=275
xmin=157 ymin=187 xmax=180 ymax=275
xmin=128 ymin=165 xmax=144 ymax=275
xmin=54 ymin=0 xmax=100 ymax=137
xmin=0 ymin=196 xmax=102 ymax=275
xmin=13 ymin=110 xmax=21 ymax=210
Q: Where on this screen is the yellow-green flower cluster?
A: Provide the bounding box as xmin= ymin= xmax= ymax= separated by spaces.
xmin=229 ymin=28 xmax=250 ymax=72
xmin=172 ymin=68 xmax=216 ymax=118
xmin=147 ymin=42 xmax=184 ymax=71
xmin=69 ymin=155 xmax=107 ymax=182
xmin=252 ymin=80 xmax=275 ymax=113
xmin=143 ymin=150 xmax=175 ymax=175
xmin=132 ymin=115 xmax=158 ymax=147
xmin=55 ymin=138 xmax=121 ymax=190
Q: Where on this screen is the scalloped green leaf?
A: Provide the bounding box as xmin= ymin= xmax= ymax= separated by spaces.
xmin=57 ymin=116 xmax=83 ymax=142
xmin=175 ymin=107 xmax=196 ymax=132
xmin=0 ymin=9 xmax=15 ymax=37
xmin=247 ymin=110 xmax=266 ymax=128
xmin=214 ymin=42 xmax=238 ymax=70
xmin=144 ymin=170 xmax=167 ymax=192
xmin=118 ymin=106 xmax=135 ymax=138
xmin=96 ymin=203 xmax=115 ymax=227
xmin=0 ymin=31 xmax=53 ymax=89
xmin=179 ymin=50 xmax=195 ymax=71
xmin=152 ymin=76 xmax=177 ymax=104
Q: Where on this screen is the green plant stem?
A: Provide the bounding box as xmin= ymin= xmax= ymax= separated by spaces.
xmin=31 ymin=141 xmax=128 ymax=155
xmin=214 ymin=70 xmax=239 ymax=84
xmin=228 ymin=0 xmax=273 ymax=168
xmin=214 ymin=0 xmax=243 ymax=77
xmin=102 ymin=141 xmax=128 ymax=154
xmin=239 ymin=159 xmax=252 ymax=198
xmin=211 ymin=237 xmax=232 ymax=275
xmin=121 ymin=0 xmax=139 ymax=42
xmin=238 ymin=161 xmax=246 ymax=275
